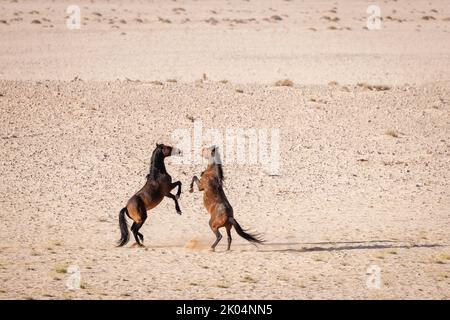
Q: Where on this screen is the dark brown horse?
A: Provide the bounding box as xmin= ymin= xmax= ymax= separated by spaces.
xmin=189 ymin=145 xmax=264 ymax=251
xmin=117 ymin=143 xmax=182 ymax=247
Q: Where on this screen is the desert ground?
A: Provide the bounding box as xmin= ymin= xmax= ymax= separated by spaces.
xmin=0 ymin=0 xmax=449 ymax=300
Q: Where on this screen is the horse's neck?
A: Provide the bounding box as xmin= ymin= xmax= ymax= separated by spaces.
xmin=149 ymin=152 xmax=166 ymax=179
xmin=205 ymin=163 xmax=224 ymax=191
xmin=206 ymin=163 xmax=216 ymax=173
xmin=206 ymin=162 xmax=219 ymax=179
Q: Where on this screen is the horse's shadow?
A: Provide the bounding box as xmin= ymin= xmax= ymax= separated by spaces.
xmin=240 ymin=240 xmax=444 ymax=253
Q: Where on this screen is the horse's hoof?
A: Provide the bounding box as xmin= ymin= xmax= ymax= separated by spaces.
xmin=209 ymin=248 xmax=215 ymax=252
xmin=177 ymin=211 xmax=182 ymax=215
xmin=189 ymin=188 xmax=194 ymax=193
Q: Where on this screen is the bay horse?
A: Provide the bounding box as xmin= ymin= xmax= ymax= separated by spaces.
xmin=117 ymin=143 xmax=182 ymax=247
xmin=189 ymin=145 xmax=264 ymax=251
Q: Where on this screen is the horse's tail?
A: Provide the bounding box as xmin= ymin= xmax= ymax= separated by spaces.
xmin=117 ymin=207 xmax=129 ymax=247
xmin=229 ymin=217 xmax=264 ymax=245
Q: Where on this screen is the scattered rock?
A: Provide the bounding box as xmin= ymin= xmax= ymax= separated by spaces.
xmin=270 ymin=15 xmax=282 ymax=21
xmin=158 ymin=17 xmax=171 ymax=24
xmin=357 ymin=83 xmax=391 ymax=91
xmin=173 ymin=7 xmax=186 ymax=14
xmin=385 ymin=129 xmax=399 ymax=138
xmin=321 ymin=16 xmax=340 ymax=22
xmin=275 ymin=79 xmax=294 ymax=87
xmin=205 ymin=17 xmax=219 ymax=25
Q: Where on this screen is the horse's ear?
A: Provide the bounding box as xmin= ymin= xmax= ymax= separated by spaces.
xmin=156 ymin=143 xmax=161 ymax=148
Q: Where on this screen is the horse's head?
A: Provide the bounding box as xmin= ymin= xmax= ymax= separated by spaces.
xmin=155 ymin=143 xmax=182 ymax=157
xmin=201 ymin=145 xmax=220 ymax=162
xmin=201 ymin=145 xmax=224 ymax=181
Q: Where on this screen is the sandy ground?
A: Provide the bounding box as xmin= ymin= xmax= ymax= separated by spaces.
xmin=0 ymin=0 xmax=449 ymax=300
xmin=1 ymin=0 xmax=450 ymax=84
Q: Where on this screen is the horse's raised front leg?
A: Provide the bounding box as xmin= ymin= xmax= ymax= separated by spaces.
xmin=170 ymin=181 xmax=182 ymax=199
xmin=166 ymin=193 xmax=182 ymax=215
xmin=189 ymin=176 xmax=202 ymax=193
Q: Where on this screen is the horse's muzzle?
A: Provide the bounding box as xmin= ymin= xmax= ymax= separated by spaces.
xmin=172 ymin=148 xmax=182 ymax=156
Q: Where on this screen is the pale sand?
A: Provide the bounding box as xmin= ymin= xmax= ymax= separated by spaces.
xmin=0 ymin=0 xmax=449 ymax=300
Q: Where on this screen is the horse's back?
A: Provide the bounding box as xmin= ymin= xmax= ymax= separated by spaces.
xmin=138 ymin=178 xmax=168 ymax=209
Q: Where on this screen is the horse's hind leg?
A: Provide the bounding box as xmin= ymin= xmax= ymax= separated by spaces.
xmin=131 ymin=218 xmax=146 ymax=247
xmin=137 ymin=231 xmax=144 ymax=243
xmin=210 ymin=227 xmax=223 ymax=252
xmin=225 ymin=224 xmax=232 ymax=251
xmin=128 ymin=197 xmax=147 ymax=247
xmin=130 ymin=223 xmax=139 ymax=245
xmin=131 ymin=222 xmax=144 ymax=244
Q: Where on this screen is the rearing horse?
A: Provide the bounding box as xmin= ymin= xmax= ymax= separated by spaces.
xmin=189 ymin=145 xmax=264 ymax=251
xmin=117 ymin=144 xmax=182 ymax=247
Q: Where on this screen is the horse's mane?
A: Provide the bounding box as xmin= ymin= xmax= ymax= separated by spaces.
xmin=215 ymin=163 xmax=224 ymax=182
xmin=147 ymin=147 xmax=165 ymax=180
xmin=212 ymin=147 xmax=224 ymax=184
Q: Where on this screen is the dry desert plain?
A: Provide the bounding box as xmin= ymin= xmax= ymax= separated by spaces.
xmin=0 ymin=0 xmax=449 ymax=299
